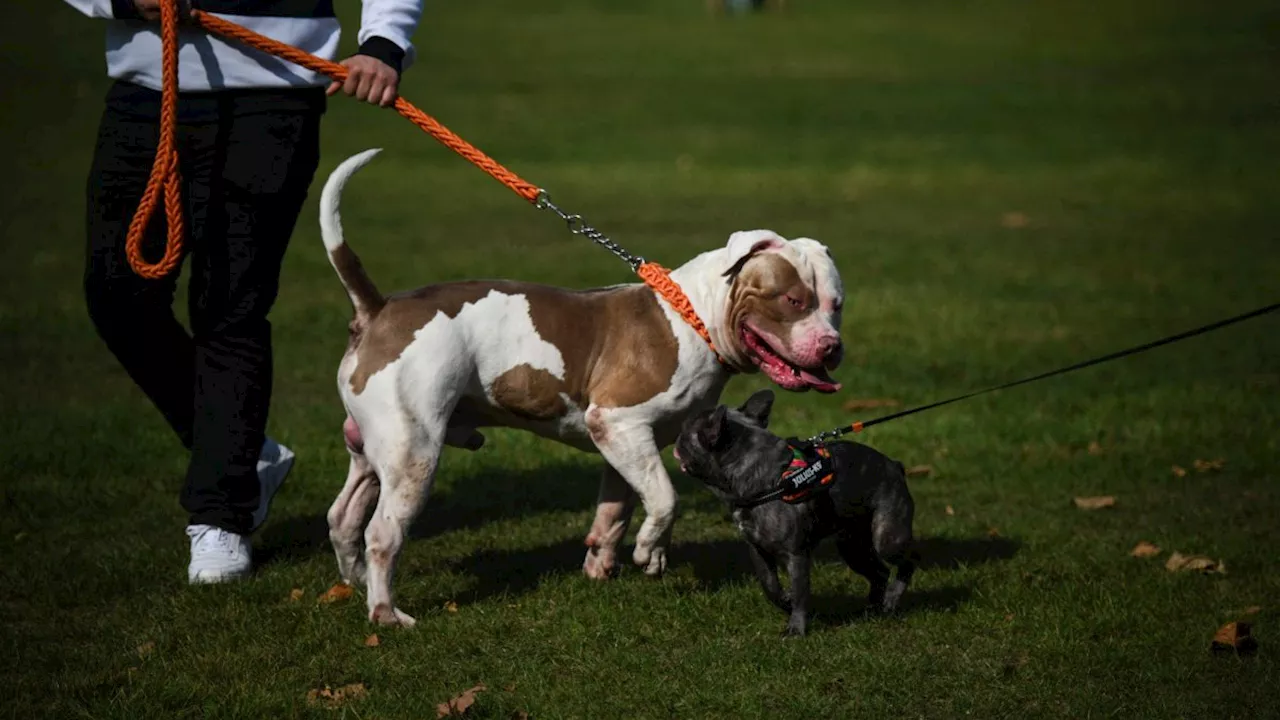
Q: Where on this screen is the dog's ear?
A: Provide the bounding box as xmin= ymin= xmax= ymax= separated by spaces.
xmin=698 ymin=406 xmax=729 ymax=449
xmin=722 ymin=230 xmax=786 ymax=278
xmin=739 ymin=389 xmax=775 ymax=428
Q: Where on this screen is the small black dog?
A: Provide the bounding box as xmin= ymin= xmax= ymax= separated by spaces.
xmin=674 ymin=389 xmax=916 ymax=636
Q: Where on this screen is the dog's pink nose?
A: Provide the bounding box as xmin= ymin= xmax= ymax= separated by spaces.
xmin=819 ymin=335 xmax=842 ymax=359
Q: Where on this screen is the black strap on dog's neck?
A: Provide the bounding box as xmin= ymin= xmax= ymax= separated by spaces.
xmin=731 ymin=439 xmax=834 ymax=509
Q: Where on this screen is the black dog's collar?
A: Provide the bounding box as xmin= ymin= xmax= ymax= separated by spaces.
xmin=732 ymin=440 xmax=835 ymax=509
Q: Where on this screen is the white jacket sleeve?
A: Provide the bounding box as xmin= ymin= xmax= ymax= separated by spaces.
xmin=63 ymin=0 xmax=137 ymax=19
xmin=357 ymin=0 xmax=423 ymax=71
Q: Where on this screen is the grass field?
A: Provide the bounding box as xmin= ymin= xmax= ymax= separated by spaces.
xmin=3 ymin=0 xmax=1279 ymax=717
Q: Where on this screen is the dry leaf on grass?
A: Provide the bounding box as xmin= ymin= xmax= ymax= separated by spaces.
xmin=444 ymin=601 xmax=459 ymax=613
xmin=306 ymin=683 xmax=368 ymax=709
xmin=904 ymin=465 xmax=932 ymax=478
xmin=364 ymin=634 xmax=380 ymax=648
xmin=510 ymin=713 xmax=530 ymax=720
xmin=945 ymin=505 xmax=955 ymax=516
xmin=318 ymin=583 xmax=354 ymax=604
xmin=842 ymin=397 xmax=900 ymax=412
xmin=288 ymin=588 xmax=304 ymax=602
xmin=1242 ymin=606 xmax=1263 ymax=616
xmin=1073 ymin=495 xmax=1116 ymax=510
xmin=1165 ymin=551 xmax=1226 ymax=575
xmin=437 ymin=684 xmax=486 ymax=718
xmin=1087 ymin=441 xmax=1104 ymax=456
xmin=1130 ymin=541 xmax=1162 ymax=558
xmin=1171 ymin=465 xmax=1187 ymax=478
xmin=1001 ymin=211 xmax=1029 ymax=229
xmin=136 ymin=641 xmax=156 ymax=658
xmin=1193 ymin=458 xmax=1226 ymax=473
xmin=987 ymin=527 xmax=1001 ymax=538
xmin=1211 ymin=622 xmax=1258 ymax=656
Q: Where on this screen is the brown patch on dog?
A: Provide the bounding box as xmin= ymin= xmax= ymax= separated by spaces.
xmin=348 ymin=281 xmax=506 ymax=394
xmin=725 ymin=253 xmax=814 ymax=355
xmin=347 ymin=280 xmax=680 ymax=410
xmin=330 ymin=244 xmax=385 ymax=318
xmin=490 ymin=364 xmax=568 ymax=420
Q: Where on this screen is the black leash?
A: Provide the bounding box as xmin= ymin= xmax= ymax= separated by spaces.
xmin=805 ymin=301 xmax=1280 ymax=443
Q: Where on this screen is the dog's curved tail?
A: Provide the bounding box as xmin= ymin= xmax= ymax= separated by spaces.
xmin=320 ymin=148 xmax=386 ymax=320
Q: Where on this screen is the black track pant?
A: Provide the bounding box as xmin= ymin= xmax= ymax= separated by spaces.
xmin=84 ymin=81 xmax=324 ymax=534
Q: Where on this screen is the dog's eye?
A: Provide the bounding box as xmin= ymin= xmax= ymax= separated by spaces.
xmin=785 ymin=295 xmax=804 ymax=309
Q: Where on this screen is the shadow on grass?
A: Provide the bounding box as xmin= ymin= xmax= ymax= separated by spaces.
xmin=255 ymin=461 xmax=601 ymax=568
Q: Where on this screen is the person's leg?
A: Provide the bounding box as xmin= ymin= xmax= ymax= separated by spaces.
xmin=84 ymin=85 xmax=195 ymax=449
xmin=180 ymin=94 xmax=323 ymax=538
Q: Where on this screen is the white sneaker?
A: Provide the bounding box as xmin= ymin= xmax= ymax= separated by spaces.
xmin=251 ymin=438 xmax=295 ymax=531
xmin=187 ymin=524 xmax=252 ymax=584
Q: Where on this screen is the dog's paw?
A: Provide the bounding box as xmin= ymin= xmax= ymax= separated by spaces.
xmin=780 ymin=624 xmax=806 ymax=638
xmin=635 ymin=546 xmax=667 ymax=577
xmin=582 ymin=547 xmax=618 ymax=580
xmin=370 ymin=603 xmax=417 ymax=628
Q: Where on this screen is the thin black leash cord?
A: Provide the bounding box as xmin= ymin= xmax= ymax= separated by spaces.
xmin=806 ymin=301 xmax=1280 ymax=443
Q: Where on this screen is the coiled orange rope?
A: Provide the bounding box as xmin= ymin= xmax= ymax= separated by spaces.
xmin=128 ymin=3 xmax=727 ymax=365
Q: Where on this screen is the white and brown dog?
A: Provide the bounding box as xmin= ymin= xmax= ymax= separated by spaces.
xmin=321 ymin=149 xmax=845 ymax=626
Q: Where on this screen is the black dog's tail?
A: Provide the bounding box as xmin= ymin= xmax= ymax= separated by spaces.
xmin=320 ymin=149 xmax=386 ymax=324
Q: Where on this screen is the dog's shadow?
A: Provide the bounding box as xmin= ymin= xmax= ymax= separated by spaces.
xmin=255 ymin=460 xmax=601 ymax=568
xmin=679 ymin=532 xmax=1021 ymax=623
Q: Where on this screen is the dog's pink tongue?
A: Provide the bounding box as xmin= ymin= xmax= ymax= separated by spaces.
xmin=800 ymin=369 xmax=841 ymax=393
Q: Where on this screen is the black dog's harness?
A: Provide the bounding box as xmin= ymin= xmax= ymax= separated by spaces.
xmin=732 ymin=440 xmax=835 ymax=509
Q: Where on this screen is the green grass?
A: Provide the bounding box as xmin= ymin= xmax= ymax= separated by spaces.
xmin=3 ymin=0 xmax=1279 ymax=717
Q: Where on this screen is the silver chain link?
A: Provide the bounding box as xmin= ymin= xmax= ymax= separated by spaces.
xmin=536 ymin=191 xmax=644 ymax=271
xmin=804 ymin=427 xmax=849 ymax=445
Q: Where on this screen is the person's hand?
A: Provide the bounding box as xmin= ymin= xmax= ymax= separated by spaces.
xmin=327 ymin=55 xmax=400 ymax=108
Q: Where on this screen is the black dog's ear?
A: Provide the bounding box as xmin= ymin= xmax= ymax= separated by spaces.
xmin=698 ymin=406 xmax=729 ymax=449
xmin=739 ymin=389 xmax=775 ymax=428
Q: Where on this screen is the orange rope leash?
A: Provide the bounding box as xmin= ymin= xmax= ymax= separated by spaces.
xmin=123 ymin=0 xmax=184 ymax=279
xmin=128 ymin=5 xmax=728 ymax=366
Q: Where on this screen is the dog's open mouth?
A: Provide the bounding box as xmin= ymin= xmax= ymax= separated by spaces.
xmin=741 ymin=324 xmax=841 ymax=393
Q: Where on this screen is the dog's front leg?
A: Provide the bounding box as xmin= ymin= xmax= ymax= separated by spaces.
xmin=586 ymin=408 xmax=674 ymax=576
xmin=745 ymin=542 xmax=791 ymax=613
xmin=781 ymin=552 xmax=812 ymax=637
xmin=583 ymin=463 xmax=637 ymax=579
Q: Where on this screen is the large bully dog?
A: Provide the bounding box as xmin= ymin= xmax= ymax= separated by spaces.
xmin=320 ymin=149 xmax=846 ymax=626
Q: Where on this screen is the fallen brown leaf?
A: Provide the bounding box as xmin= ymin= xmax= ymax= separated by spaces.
xmin=510 ymin=713 xmax=530 ymax=720
xmin=437 ymin=684 xmax=486 ymax=718
xmin=136 ymin=641 xmax=156 ymax=658
xmin=288 ymin=588 xmax=304 ymax=602
xmin=1086 ymin=441 xmax=1104 ymax=456
xmin=318 ymin=583 xmax=355 ymax=604
xmin=1165 ymin=551 xmax=1227 ymax=575
xmin=1004 ymin=613 xmax=1015 ymax=622
xmin=944 ymin=505 xmax=955 ymax=516
xmin=444 ymin=601 xmax=459 ymax=613
xmin=1073 ymin=495 xmax=1116 ymax=510
xmin=364 ymin=634 xmax=380 ymax=648
xmin=1242 ymin=606 xmax=1263 ymax=616
xmin=1211 ymin=621 xmax=1258 ymax=656
xmin=1193 ymin=458 xmax=1226 ymax=473
xmin=904 ymin=465 xmax=932 ymax=479
xmin=841 ymin=397 xmax=900 ymax=412
xmin=306 ymin=683 xmax=368 ymax=709
xmin=1171 ymin=465 xmax=1187 ymax=478
xmin=1001 ymin=211 xmax=1029 ymax=229
xmin=1130 ymin=541 xmax=1162 ymax=559
xmin=987 ymin=527 xmax=1001 ymax=538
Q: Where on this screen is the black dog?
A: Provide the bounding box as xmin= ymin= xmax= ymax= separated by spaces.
xmin=674 ymin=390 xmax=916 ymax=636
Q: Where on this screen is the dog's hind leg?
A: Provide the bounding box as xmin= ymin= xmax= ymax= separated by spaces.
xmin=363 ymin=428 xmax=445 ymax=628
xmin=327 ymin=449 xmax=380 ymax=586
xmin=836 ymin=530 xmax=891 ymax=611
xmin=583 ymin=463 xmax=637 ymax=579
